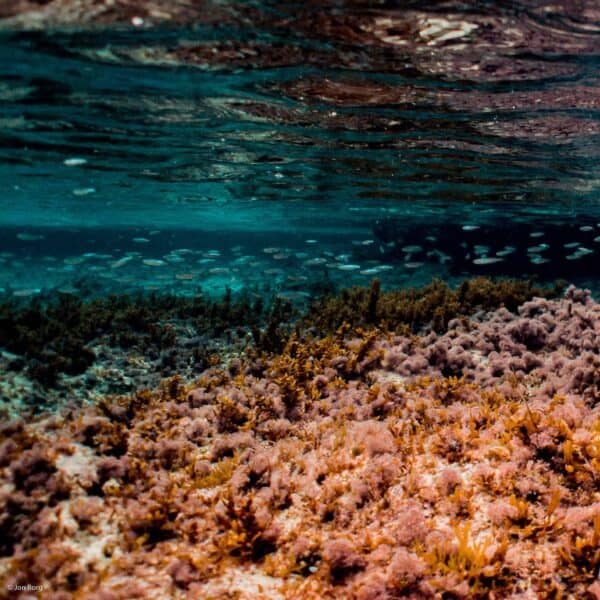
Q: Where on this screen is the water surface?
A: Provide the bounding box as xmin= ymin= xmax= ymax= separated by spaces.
xmin=0 ymin=0 xmax=599 ymax=298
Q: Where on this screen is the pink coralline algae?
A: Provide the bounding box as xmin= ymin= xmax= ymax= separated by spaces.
xmin=376 ymin=286 xmax=600 ymax=400
xmin=1 ymin=286 xmax=600 ymax=598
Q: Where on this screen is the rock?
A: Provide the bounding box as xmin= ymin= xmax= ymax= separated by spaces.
xmin=7 ymin=357 xmax=25 ymax=372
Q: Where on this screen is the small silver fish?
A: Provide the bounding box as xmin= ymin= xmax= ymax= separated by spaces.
xmin=530 ymin=255 xmax=549 ymax=265
xmin=64 ymin=157 xmax=87 ymax=166
xmin=143 ymin=259 xmax=166 ymax=267
xmin=17 ymin=233 xmax=45 ymax=241
xmin=73 ymin=187 xmax=95 ymax=196
xmin=473 ymin=257 xmax=504 ymax=265
xmin=402 ymin=245 xmax=423 ymax=253
xmin=111 ymin=256 xmax=133 ymax=269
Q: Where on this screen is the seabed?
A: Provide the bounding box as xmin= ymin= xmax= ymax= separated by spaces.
xmin=1 ymin=1 xmax=600 ymax=598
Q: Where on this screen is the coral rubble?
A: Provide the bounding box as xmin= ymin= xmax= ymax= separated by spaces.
xmin=1 ymin=284 xmax=600 ymax=597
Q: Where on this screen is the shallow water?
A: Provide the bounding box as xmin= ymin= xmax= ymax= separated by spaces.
xmin=1 ymin=1 xmax=599 ymax=299
xmin=2 ymin=5 xmax=600 ymax=595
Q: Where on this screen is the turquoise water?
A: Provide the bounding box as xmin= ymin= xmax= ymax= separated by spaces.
xmin=1 ymin=2 xmax=599 ymax=299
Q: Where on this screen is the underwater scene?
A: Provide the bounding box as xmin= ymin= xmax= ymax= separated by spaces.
xmin=0 ymin=0 xmax=600 ymax=598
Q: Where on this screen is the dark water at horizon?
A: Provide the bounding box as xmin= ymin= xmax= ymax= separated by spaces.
xmin=1 ymin=1 xmax=599 ymax=299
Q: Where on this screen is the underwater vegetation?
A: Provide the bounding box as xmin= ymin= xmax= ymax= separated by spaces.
xmin=302 ymin=277 xmax=566 ymax=335
xmin=1 ymin=285 xmax=600 ymax=598
xmin=0 ymin=0 xmax=599 ymax=597
xmin=0 ymin=289 xmax=293 ymax=389
xmin=0 ymin=278 xmax=563 ymax=393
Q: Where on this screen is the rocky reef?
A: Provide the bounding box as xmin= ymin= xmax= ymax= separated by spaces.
xmin=0 ymin=278 xmax=562 ymax=413
xmin=1 ymin=283 xmax=600 ymax=598
xmin=0 ymin=289 xmax=293 ymax=407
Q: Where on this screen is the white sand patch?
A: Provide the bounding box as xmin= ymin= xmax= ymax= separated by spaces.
xmin=56 ymin=443 xmax=97 ymax=486
xmin=368 ymin=369 xmax=407 ymax=386
xmin=64 ymin=514 xmax=119 ymax=569
xmin=200 ymin=566 xmax=284 ymax=600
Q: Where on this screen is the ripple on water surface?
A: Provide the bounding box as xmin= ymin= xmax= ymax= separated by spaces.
xmin=0 ymin=1 xmax=598 ymax=297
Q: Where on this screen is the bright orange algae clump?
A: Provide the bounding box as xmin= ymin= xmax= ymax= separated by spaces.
xmin=1 ymin=286 xmax=600 ymax=599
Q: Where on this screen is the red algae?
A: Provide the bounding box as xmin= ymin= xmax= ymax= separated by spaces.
xmin=1 ymin=286 xmax=600 ymax=598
